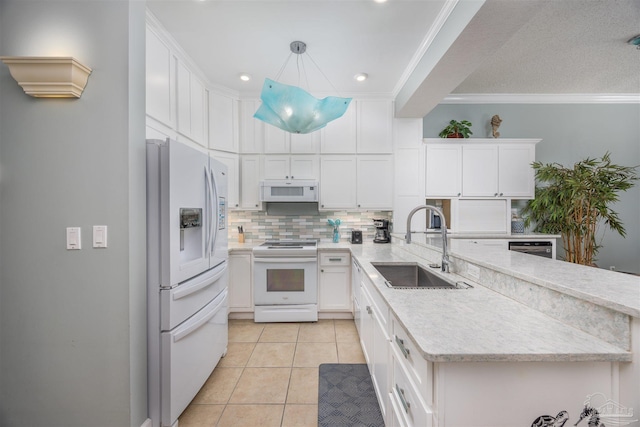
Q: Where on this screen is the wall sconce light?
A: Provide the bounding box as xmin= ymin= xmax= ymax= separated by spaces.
xmin=0 ymin=56 xmax=92 ymax=98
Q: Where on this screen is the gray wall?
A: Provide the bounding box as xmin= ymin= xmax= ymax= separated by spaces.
xmin=0 ymin=1 xmax=147 ymax=426
xmin=424 ymin=103 xmax=640 ymax=273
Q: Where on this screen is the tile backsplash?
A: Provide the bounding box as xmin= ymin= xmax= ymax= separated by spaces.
xmin=229 ymin=209 xmax=392 ymax=242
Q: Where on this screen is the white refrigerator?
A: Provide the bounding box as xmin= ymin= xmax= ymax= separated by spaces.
xmin=146 ymin=138 xmax=229 ymax=427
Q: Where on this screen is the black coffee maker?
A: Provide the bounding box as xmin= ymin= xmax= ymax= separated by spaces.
xmin=373 ymin=219 xmax=391 ymax=243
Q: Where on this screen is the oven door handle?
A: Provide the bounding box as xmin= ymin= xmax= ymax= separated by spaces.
xmin=253 ymin=257 xmax=317 ymax=263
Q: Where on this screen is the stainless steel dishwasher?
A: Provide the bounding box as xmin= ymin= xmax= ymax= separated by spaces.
xmin=508 ymin=241 xmax=553 ymax=259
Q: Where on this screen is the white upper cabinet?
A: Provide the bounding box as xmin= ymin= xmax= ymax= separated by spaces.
xmin=176 ymin=60 xmax=207 ymax=146
xmin=239 ymin=100 xmax=264 ymax=153
xmin=240 ymin=155 xmax=262 ymax=210
xmin=263 ymin=155 xmax=318 ymax=180
xmin=357 ymin=100 xmax=393 ymax=154
xmin=264 ymin=125 xmax=289 ymax=153
xmin=461 ymin=145 xmax=499 ymax=197
xmin=320 ymin=101 xmax=357 ymax=153
xmin=496 ymin=144 xmax=536 ymax=198
xmin=357 ymin=155 xmax=393 ymax=209
xmin=290 ymin=156 xmax=319 ymax=180
xmin=290 ymin=132 xmax=320 ymax=153
xmin=424 ymin=139 xmax=539 ymax=199
xmin=263 ymin=155 xmax=290 ymax=179
xmin=209 ymin=92 xmax=238 ymax=153
xmin=320 ymin=156 xmax=357 ymax=210
xmin=425 ymin=144 xmax=462 ymax=197
xmin=462 ymin=143 xmax=536 ymax=198
xmin=319 ymin=155 xmax=392 ymax=210
xmin=146 ymin=27 xmax=174 ymax=127
xmin=263 ymin=128 xmax=320 ymax=154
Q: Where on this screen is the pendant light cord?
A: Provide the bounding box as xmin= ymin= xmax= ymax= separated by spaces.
xmin=272 ymin=43 xmax=343 ymax=97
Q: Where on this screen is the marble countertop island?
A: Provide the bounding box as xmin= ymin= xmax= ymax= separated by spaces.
xmin=348 ymin=242 xmax=632 ymax=363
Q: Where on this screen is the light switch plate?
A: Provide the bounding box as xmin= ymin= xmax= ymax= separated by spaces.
xmin=93 ymin=225 xmax=108 ymax=248
xmin=66 ymin=227 xmax=81 ymax=250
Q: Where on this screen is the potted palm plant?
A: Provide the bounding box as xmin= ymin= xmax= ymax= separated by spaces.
xmin=521 ymin=152 xmax=638 ymax=266
xmin=438 ymin=119 xmax=473 ymax=138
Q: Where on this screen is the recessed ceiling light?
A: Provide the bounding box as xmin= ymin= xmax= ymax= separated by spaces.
xmin=373 ymin=0 xmax=388 ymax=3
xmin=354 ymin=73 xmax=368 ymax=82
xmin=238 ymin=73 xmax=251 ymax=82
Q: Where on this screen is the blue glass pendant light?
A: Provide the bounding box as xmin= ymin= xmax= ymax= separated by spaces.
xmin=254 ymin=41 xmax=352 ymax=134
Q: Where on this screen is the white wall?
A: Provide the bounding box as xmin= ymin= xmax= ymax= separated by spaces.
xmin=0 ymin=1 xmax=147 ymax=426
xmin=423 ymin=103 xmax=640 ymax=274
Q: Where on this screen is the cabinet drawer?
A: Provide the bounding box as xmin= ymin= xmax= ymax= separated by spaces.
xmin=391 ymin=351 xmax=432 ymax=427
xmin=392 ymin=315 xmax=432 ymax=406
xmin=320 ymin=252 xmax=351 ymax=267
xmin=362 ymin=277 xmax=389 ymax=332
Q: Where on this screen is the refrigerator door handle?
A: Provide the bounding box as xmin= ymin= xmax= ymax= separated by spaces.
xmin=172 ymin=290 xmax=226 ymax=342
xmin=172 ymin=264 xmax=228 ymax=301
xmin=209 ymin=168 xmax=219 ymax=255
xmin=204 ymin=166 xmax=214 ymax=258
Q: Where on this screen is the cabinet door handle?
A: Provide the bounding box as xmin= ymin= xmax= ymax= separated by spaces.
xmin=499 ymin=192 xmax=503 ymax=196
xmin=285 ymin=175 xmax=289 ymax=179
xmin=457 ymin=192 xmax=461 ymax=196
xmin=395 ymin=335 xmax=410 ymax=358
xmin=396 ymin=384 xmax=411 ymax=413
xmin=366 ymin=306 xmax=372 ymax=315
xmin=320 ymin=269 xmax=324 ymax=273
xmin=291 ymin=175 xmax=294 ymax=179
xmin=494 ymin=192 xmax=498 ymax=196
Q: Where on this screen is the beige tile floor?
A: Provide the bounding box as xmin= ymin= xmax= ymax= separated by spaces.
xmin=178 ymin=319 xmax=365 ymax=427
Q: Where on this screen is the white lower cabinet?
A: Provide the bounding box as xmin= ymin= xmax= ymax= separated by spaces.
xmin=318 ymin=251 xmax=351 ymax=312
xmin=228 ymin=253 xmax=252 ymax=312
xmin=360 ymin=274 xmax=390 ymax=424
xmin=390 ymin=350 xmax=433 ymax=427
xmin=351 ymin=259 xmax=363 ymax=331
xmin=390 ymin=314 xmax=433 ymax=427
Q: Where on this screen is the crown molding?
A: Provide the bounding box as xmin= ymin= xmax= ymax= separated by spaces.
xmin=442 ymin=93 xmax=640 ymax=104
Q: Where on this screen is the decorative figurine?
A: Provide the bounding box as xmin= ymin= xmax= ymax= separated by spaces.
xmin=327 ymin=218 xmax=341 ymax=243
xmin=491 ymin=114 xmax=502 ymax=138
xmin=530 ymin=410 xmax=569 ymax=427
xmin=574 ymin=405 xmax=605 ymax=427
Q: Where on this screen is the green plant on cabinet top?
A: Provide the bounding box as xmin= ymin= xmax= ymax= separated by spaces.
xmin=439 ymin=120 xmax=473 ymax=138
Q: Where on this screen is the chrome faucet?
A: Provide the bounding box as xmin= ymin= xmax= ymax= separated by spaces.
xmin=405 ymin=205 xmax=450 ymax=273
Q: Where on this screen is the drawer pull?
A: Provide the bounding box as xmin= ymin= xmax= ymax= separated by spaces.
xmin=396 ymin=384 xmax=411 ymax=413
xmin=328 ymin=257 xmax=343 ymax=262
xmin=395 ymin=335 xmax=410 ymax=358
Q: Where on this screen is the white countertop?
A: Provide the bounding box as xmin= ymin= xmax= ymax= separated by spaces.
xmin=395 ymin=233 xmax=640 ymax=318
xmin=349 ymin=242 xmax=632 ymax=363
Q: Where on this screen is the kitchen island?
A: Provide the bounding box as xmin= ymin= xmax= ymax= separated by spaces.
xmin=345 ymin=235 xmax=639 ymax=427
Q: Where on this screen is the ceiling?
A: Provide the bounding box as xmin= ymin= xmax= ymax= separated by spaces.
xmin=147 ymin=0 xmax=640 ymax=118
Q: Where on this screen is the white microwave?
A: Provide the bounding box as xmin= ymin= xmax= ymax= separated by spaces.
xmin=260 ymin=180 xmax=319 ymax=202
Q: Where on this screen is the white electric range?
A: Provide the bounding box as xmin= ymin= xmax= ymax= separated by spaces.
xmin=252 ymin=240 xmax=318 ymax=322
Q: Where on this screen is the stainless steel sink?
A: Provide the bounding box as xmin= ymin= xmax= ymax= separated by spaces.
xmin=371 ymin=262 xmax=472 ymax=289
